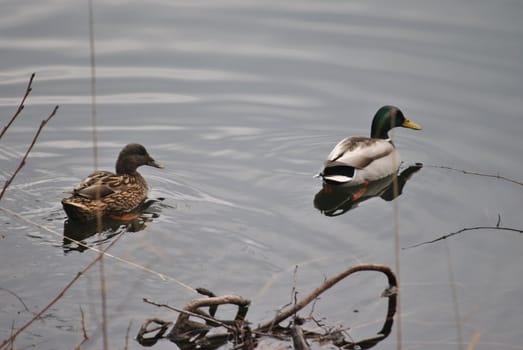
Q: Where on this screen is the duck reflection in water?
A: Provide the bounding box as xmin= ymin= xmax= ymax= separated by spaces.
xmin=314 ymin=164 xmax=422 ymax=217
xmin=63 ymin=199 xmax=162 ymax=253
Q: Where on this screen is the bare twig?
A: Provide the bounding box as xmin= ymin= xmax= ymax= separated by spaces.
xmin=0 ymin=234 xmax=122 ymax=350
xmin=0 ymin=105 xmax=59 ymax=201
xmin=0 ymin=73 xmax=35 ymax=140
xmin=404 ymin=225 xmax=523 ymax=249
xmin=80 ymin=306 xmax=89 ymax=341
xmin=0 ymin=288 xmax=35 ymax=316
xmin=256 ymin=264 xmax=397 ymax=332
xmin=74 ymin=306 xmax=90 ymax=349
xmin=268 ymin=265 xmax=299 ymax=333
xmin=307 ymin=298 xmax=319 ymax=320
xmin=428 ymin=165 xmax=523 ymax=187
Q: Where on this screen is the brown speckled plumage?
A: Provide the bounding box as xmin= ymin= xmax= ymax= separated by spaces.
xmin=62 ymin=143 xmax=164 ymax=221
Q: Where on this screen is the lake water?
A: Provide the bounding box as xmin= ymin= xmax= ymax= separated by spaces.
xmin=1 ymin=1 xmax=522 ymax=349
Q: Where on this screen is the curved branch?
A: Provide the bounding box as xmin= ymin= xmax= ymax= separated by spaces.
xmin=143 ymin=296 xmax=249 ymax=332
xmin=255 ymin=264 xmax=397 ymax=332
xmin=136 ymin=318 xmax=173 ymax=347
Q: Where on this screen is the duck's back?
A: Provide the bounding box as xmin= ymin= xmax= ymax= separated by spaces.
xmin=322 ymin=137 xmax=399 ymax=185
xmin=62 ymin=171 xmax=149 ymax=221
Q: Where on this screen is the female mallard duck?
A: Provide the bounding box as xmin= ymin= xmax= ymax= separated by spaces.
xmin=62 ymin=143 xmax=164 ymax=221
xmin=319 ymin=106 xmax=421 ymax=188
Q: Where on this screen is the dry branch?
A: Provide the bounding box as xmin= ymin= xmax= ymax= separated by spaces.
xmin=138 ymin=264 xmax=398 ymax=350
xmin=0 ymin=73 xmax=35 ymax=139
xmin=0 ymin=105 xmax=59 ymax=201
xmin=0 ymin=287 xmax=35 ymax=316
xmin=405 ymin=215 xmax=523 ymax=249
xmin=80 ymin=306 xmax=89 ymax=341
xmin=73 ymin=306 xmax=89 ymax=349
xmin=256 ymin=264 xmax=396 ymax=332
xmin=143 ymin=297 xmax=244 ymax=332
xmin=428 ymin=165 xmax=523 ymax=187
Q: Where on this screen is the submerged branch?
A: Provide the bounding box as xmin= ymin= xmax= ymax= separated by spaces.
xmin=138 ymin=263 xmax=398 ymax=349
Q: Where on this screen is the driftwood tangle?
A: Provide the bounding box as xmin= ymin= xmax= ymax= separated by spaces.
xmin=137 ymin=264 xmax=397 ymax=349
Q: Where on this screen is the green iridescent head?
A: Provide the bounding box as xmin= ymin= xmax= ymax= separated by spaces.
xmin=370 ymin=105 xmax=422 ymax=139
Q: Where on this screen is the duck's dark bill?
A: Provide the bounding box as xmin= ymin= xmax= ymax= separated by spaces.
xmin=148 ymin=159 xmax=165 ymax=169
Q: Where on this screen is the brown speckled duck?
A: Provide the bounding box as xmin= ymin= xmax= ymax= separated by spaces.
xmin=62 ymin=143 xmax=164 ymax=221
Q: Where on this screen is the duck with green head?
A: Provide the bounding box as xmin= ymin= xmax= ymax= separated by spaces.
xmin=319 ymin=106 xmax=422 ymax=189
xmin=62 ymin=143 xmax=164 ymax=222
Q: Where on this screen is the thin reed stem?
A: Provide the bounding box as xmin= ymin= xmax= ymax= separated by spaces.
xmin=444 ymin=241 xmax=464 ymax=350
xmin=390 ymin=128 xmax=402 ymax=350
xmin=87 ymin=0 xmax=107 ymax=347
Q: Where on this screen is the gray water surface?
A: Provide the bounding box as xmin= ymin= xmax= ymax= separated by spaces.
xmin=1 ymin=1 xmax=522 ymax=349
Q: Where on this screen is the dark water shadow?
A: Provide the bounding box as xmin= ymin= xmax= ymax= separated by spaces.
xmin=62 ymin=198 xmax=164 ymax=253
xmin=314 ymin=164 xmax=422 ymax=217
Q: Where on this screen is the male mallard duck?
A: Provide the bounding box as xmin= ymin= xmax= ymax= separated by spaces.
xmin=319 ymin=106 xmax=421 ymax=188
xmin=62 ymin=143 xmax=164 ymax=221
